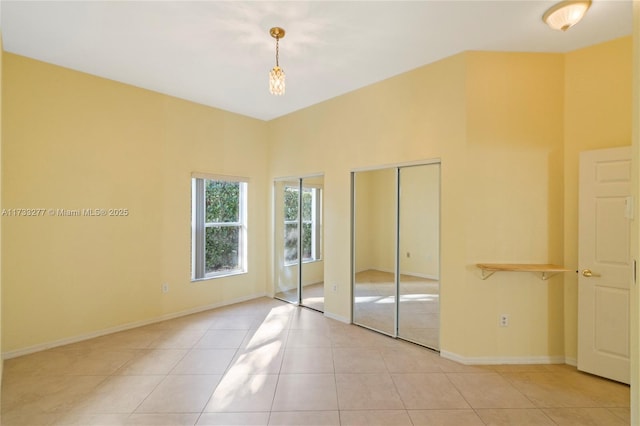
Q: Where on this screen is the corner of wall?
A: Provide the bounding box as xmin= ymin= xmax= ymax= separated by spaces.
xmin=630 ymin=3 xmax=640 ymax=424
xmin=1 ymin=26 xmax=5 ymax=394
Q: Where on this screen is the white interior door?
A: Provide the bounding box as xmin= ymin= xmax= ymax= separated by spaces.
xmin=578 ymin=146 xmax=632 ymax=384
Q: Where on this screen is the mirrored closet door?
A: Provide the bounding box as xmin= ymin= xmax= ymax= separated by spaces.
xmin=274 ymin=176 xmax=324 ymax=312
xmin=398 ymin=164 xmax=440 ymax=349
xmin=352 ymin=163 xmax=440 ymax=350
xmin=353 ymin=168 xmax=397 ymax=335
xmin=274 ymin=180 xmax=299 ymax=304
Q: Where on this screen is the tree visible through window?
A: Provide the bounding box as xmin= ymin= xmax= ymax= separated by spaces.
xmin=192 ymin=176 xmax=247 ymax=279
xmin=284 ymin=185 xmax=321 ymax=264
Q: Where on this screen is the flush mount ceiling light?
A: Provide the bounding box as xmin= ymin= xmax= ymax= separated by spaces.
xmin=269 ymin=27 xmax=286 ymax=96
xmin=542 ymin=0 xmax=592 ymax=31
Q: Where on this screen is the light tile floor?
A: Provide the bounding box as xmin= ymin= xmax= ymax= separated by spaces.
xmin=354 ymin=270 xmax=439 ymax=350
xmin=1 ymin=297 xmax=630 ymax=425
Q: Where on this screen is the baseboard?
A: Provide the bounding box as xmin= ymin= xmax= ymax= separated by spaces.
xmin=2 ymin=292 xmax=268 ymax=360
xmin=323 ymin=310 xmax=350 ymax=324
xmin=400 ymin=271 xmax=439 ymax=280
xmin=440 ymin=350 xmax=566 ymax=365
xmin=565 ymin=357 xmax=577 ymax=367
xmin=355 ymin=267 xmax=395 ymax=275
xmin=355 ymin=268 xmax=438 ymax=281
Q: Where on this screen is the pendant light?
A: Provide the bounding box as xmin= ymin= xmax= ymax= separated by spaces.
xmin=269 ymin=27 xmax=286 ymax=95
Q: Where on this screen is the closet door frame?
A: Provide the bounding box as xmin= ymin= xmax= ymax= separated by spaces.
xmin=351 ymin=159 xmax=440 ymax=347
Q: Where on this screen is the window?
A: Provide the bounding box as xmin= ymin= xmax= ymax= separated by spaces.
xmin=192 ymin=175 xmax=247 ymax=280
xmin=284 ymin=184 xmax=322 ymax=264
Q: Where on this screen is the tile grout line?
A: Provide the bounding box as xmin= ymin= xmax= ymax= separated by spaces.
xmin=126 ymin=329 xmax=204 ymax=419
xmin=193 ymin=326 xmax=249 ymax=424
xmin=266 ymin=307 xmax=294 ymax=424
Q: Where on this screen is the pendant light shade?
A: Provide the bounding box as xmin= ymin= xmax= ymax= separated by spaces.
xmin=269 ymin=66 xmax=285 ymax=95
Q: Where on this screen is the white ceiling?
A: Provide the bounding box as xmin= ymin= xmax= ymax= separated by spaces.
xmin=1 ymin=1 xmax=633 ymax=121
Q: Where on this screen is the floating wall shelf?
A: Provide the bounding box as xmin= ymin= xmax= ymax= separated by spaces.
xmin=476 ymin=263 xmax=571 ymax=281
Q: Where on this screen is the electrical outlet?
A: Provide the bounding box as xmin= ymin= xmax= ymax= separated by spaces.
xmin=499 ymin=314 xmax=509 ymax=327
xmin=162 ymin=283 xmax=169 ymax=294
xmin=332 ymin=284 xmax=337 ymax=292
xmin=406 ymin=252 xmax=411 ymax=258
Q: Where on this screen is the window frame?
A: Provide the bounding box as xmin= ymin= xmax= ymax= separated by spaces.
xmin=191 ymin=173 xmax=248 ymax=281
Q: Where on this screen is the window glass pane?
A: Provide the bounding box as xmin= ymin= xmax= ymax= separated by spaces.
xmin=302 ymin=188 xmax=313 ymax=221
xmin=206 ymin=181 xmax=239 ymax=223
xmin=206 ymin=226 xmax=239 ymax=273
xmin=284 ymin=187 xmax=298 ymax=221
xmin=302 ymin=222 xmax=312 ymax=260
xmin=285 ymin=223 xmax=299 ymax=263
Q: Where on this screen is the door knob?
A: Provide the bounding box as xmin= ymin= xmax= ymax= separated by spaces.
xmin=582 ymin=269 xmax=601 ymax=277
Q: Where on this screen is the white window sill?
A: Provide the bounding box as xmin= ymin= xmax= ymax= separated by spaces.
xmin=191 ymin=270 xmax=247 ymax=283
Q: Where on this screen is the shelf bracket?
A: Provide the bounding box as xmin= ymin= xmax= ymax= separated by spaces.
xmin=480 ymin=269 xmax=496 ymax=280
xmin=480 ymin=269 xmax=562 ymax=281
xmin=541 ymin=271 xmax=560 ymax=281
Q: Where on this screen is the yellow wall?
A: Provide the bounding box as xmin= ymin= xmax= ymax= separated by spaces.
xmin=268 ymin=42 xmax=630 ymax=361
xmin=269 ymin=53 xmax=468 ymax=324
xmin=269 ymin=51 xmax=569 ymax=360
xmin=2 ymin=54 xmax=269 ymax=354
xmin=0 ymin=35 xmax=633 ymax=364
xmin=462 ymin=52 xmax=565 ymax=360
xmin=563 ymin=37 xmax=633 ymax=363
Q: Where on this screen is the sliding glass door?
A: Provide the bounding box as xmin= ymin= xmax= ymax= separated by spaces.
xmin=274 ymin=176 xmax=324 ymax=311
xmin=352 ymin=163 xmax=440 ymax=350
